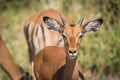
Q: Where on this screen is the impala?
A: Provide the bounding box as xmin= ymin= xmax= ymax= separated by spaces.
xmin=33 ymin=14 xmax=103 ymax=80
xmin=33 ymin=46 xmax=84 ymax=80
xmin=24 ymin=10 xmax=73 ymax=62
xmin=0 ymin=35 xmax=32 ymax=80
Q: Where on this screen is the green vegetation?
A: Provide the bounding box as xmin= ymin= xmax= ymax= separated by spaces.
xmin=0 ymin=0 xmax=120 ymax=80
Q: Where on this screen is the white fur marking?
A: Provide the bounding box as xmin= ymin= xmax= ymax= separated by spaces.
xmin=28 ymin=24 xmax=33 ymax=42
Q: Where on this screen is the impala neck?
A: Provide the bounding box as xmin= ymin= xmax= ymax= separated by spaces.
xmin=63 ymin=55 xmax=77 ymax=80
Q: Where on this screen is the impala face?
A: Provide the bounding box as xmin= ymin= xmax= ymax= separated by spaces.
xmin=44 ymin=16 xmax=103 ymax=59
xmin=62 ymin=24 xmax=83 ymax=59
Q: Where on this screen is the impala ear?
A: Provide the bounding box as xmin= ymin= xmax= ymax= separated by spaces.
xmin=43 ymin=17 xmax=62 ymax=32
xmin=82 ymin=19 xmax=103 ymax=33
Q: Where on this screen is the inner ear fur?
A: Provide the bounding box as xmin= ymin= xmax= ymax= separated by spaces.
xmin=81 ymin=18 xmax=103 ymax=33
xmin=43 ymin=16 xmax=63 ymax=32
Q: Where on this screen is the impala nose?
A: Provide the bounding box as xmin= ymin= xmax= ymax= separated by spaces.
xmin=69 ymin=50 xmax=77 ymax=58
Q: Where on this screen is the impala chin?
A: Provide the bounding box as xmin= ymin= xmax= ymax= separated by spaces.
xmin=69 ymin=53 xmax=77 ymax=59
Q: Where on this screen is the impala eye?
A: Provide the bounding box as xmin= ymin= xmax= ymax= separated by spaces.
xmin=78 ymin=33 xmax=83 ymax=39
xmin=78 ymin=35 xmax=83 ymax=39
xmin=62 ymin=33 xmax=67 ymax=39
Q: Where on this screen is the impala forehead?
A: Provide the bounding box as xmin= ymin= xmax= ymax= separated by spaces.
xmin=64 ymin=25 xmax=82 ymax=37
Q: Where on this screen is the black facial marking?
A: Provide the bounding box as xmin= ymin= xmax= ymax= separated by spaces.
xmin=70 ymin=24 xmax=75 ymax=27
xmin=36 ymin=26 xmax=39 ymax=37
xmin=41 ymin=24 xmax=46 ymax=46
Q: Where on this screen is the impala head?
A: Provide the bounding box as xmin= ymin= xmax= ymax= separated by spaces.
xmin=44 ymin=15 xmax=103 ymax=59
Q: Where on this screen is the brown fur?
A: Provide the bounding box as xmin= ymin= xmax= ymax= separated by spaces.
xmin=0 ymin=35 xmax=24 ymax=80
xmin=24 ymin=9 xmax=73 ymax=62
xmin=33 ymin=46 xmax=83 ymax=80
xmin=26 ymin=10 xmax=103 ymax=80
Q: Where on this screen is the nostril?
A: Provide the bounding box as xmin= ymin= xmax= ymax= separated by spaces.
xmin=69 ymin=50 xmax=73 ymax=53
xmin=73 ymin=50 xmax=76 ymax=53
xmin=69 ymin=50 xmax=76 ymax=54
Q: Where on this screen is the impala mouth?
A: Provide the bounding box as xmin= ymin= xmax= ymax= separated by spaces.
xmin=69 ymin=53 xmax=77 ymax=58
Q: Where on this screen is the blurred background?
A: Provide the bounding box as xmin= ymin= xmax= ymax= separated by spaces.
xmin=0 ymin=0 xmax=120 ymax=80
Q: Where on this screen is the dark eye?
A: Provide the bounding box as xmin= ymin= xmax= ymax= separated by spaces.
xmin=62 ymin=33 xmax=67 ymax=39
xmin=78 ymin=35 xmax=83 ymax=39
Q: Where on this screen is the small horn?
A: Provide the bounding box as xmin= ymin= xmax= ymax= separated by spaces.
xmin=59 ymin=13 xmax=67 ymax=25
xmin=78 ymin=16 xmax=85 ymax=25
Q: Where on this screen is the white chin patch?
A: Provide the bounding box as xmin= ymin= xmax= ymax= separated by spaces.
xmin=69 ymin=53 xmax=77 ymax=58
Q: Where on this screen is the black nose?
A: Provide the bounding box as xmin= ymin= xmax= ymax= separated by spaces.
xmin=69 ymin=50 xmax=76 ymax=54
